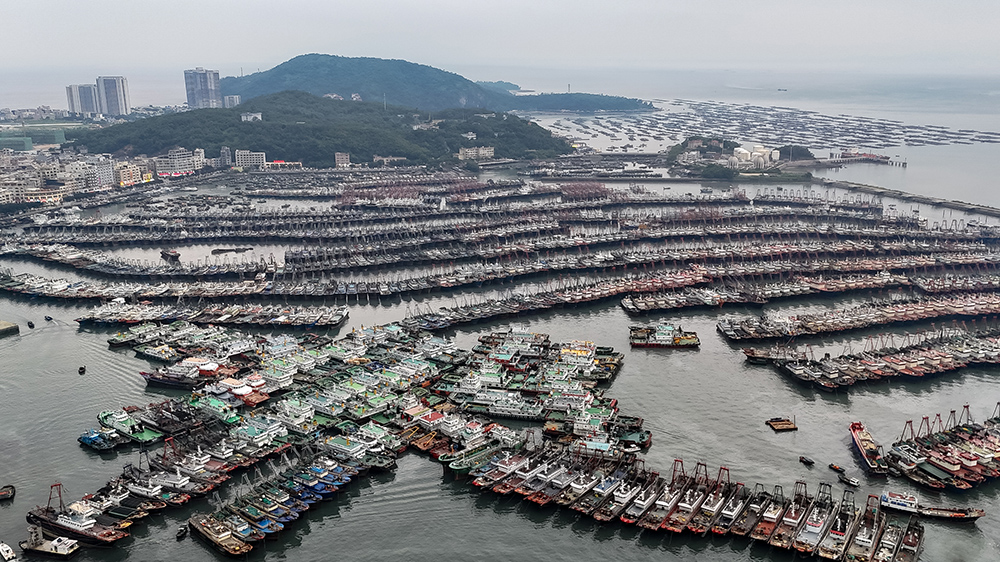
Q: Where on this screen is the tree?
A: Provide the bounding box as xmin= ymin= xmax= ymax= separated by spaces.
xmin=700 ymin=164 xmax=737 ymax=180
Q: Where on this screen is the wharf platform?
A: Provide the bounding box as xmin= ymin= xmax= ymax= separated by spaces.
xmin=0 ymin=320 xmax=19 ymax=338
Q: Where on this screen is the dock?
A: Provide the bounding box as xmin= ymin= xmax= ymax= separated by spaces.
xmin=0 ymin=320 xmax=19 ymax=338
xmin=766 ymin=417 xmax=798 ymax=432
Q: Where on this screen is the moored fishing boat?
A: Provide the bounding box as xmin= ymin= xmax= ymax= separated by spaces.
xmin=730 ymin=483 xmax=771 ymax=538
xmin=662 ymin=462 xmax=710 ymax=532
xmin=768 ymin=480 xmax=812 ymax=549
xmin=628 ymin=324 xmax=700 ymax=348
xmin=846 ymin=494 xmax=886 ymax=562
xmin=792 ymin=482 xmax=835 ymax=554
xmin=893 ymin=516 xmax=923 ymax=562
xmin=18 ymin=525 xmax=79 ymax=560
xmin=817 ymin=489 xmax=861 ymax=560
xmin=188 ymin=513 xmax=253 ymax=557
xmin=879 ymin=490 xmax=985 ymax=522
xmin=711 ymin=481 xmax=748 ymax=535
xmin=25 ymin=484 xmax=129 ymax=547
xmin=686 ymin=467 xmax=734 ymax=535
xmin=872 ymin=516 xmax=905 ymax=562
xmin=850 ymin=421 xmax=889 ymax=476
xmin=636 ymin=459 xmax=689 ymax=530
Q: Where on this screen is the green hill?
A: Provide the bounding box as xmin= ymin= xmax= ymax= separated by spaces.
xmin=65 ymin=91 xmax=572 ymax=167
xmin=221 ymin=54 xmax=651 ymax=112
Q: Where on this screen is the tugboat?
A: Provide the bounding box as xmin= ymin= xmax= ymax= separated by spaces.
xmin=18 ymin=525 xmax=79 ymax=560
xmin=187 ymin=513 xmax=252 ymax=557
xmin=25 ymin=483 xmax=129 ymax=547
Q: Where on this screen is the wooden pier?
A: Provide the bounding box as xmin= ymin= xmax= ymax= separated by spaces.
xmin=0 ymin=320 xmax=20 ymax=338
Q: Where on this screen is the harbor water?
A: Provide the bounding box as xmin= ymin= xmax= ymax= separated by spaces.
xmin=1 ymin=287 xmax=999 ymax=561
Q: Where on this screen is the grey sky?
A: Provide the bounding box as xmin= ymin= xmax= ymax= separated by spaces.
xmin=3 ymin=0 xmax=1000 ymax=107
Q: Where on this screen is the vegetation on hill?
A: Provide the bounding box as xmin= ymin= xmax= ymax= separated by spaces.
xmin=220 ymin=54 xmax=651 ymax=112
xmin=64 ymin=91 xmax=572 ymax=167
xmin=778 ymin=145 xmax=816 ymax=160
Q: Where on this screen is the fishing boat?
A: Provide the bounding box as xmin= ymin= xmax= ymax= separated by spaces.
xmin=187 ymin=513 xmax=253 ymax=557
xmin=77 ymin=428 xmax=127 ymax=451
xmin=769 ymin=480 xmax=812 ymax=549
xmin=879 ymin=490 xmax=985 ymax=522
xmin=18 ymin=525 xmax=80 ymax=560
xmin=710 ymin=481 xmax=748 ymax=535
xmin=730 ymin=483 xmax=770 ymax=537
xmin=893 ymin=516 xmax=923 ymax=562
xmin=850 ymin=421 xmax=889 ymax=476
xmin=817 ymin=489 xmax=861 ymax=560
xmin=845 ymin=495 xmax=886 ymax=562
xmin=750 ymin=484 xmax=787 ymax=541
xmin=628 ymin=324 xmax=700 ymax=348
xmin=792 ymin=482 xmax=835 ymax=554
xmin=97 ymin=409 xmax=163 ymax=445
xmin=635 ymin=459 xmax=689 ymax=530
xmin=25 ymin=484 xmax=129 ymax=547
xmin=662 ymin=462 xmax=710 ymax=532
xmin=687 ymin=466 xmax=734 ymax=534
xmin=871 ymin=516 xmax=905 ymax=562
xmin=619 ymin=475 xmax=664 ymax=524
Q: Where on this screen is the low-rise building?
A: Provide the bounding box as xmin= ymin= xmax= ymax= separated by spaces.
xmin=240 ymin=112 xmax=262 ymax=122
xmin=234 ymin=149 xmax=266 ymax=168
xmin=154 ymin=147 xmax=196 ymax=177
xmin=335 ymin=152 xmax=350 ymax=168
xmin=457 ymin=146 xmax=495 ymax=160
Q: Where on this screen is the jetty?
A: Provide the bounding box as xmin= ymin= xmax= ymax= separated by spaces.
xmin=0 ymin=320 xmax=19 ymax=338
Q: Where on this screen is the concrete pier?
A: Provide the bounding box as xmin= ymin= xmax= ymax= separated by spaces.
xmin=0 ymin=320 xmax=20 ymax=338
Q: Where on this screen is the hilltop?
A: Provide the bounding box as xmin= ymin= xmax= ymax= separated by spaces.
xmin=65 ymin=91 xmax=572 ymax=167
xmin=221 ymin=54 xmax=651 ymax=112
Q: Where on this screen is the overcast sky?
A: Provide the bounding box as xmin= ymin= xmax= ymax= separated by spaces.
xmin=3 ymin=0 xmax=1000 ymax=107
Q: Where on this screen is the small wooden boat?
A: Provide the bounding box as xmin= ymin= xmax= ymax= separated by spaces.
xmin=78 ymin=366 xmax=86 ymax=375
xmin=799 ymin=456 xmax=815 ymax=466
xmin=44 ymin=316 xmax=54 ymax=322
xmin=26 ymin=321 xmax=34 ymax=329
xmin=839 ymin=473 xmax=860 ymax=487
xmin=0 ymin=485 xmax=14 ymax=501
xmin=829 ymin=463 xmax=846 ymax=473
xmin=176 ymin=525 xmax=188 ymax=540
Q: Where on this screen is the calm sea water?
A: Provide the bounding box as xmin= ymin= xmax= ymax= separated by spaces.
xmin=4 ymin=73 xmax=1000 ymax=561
